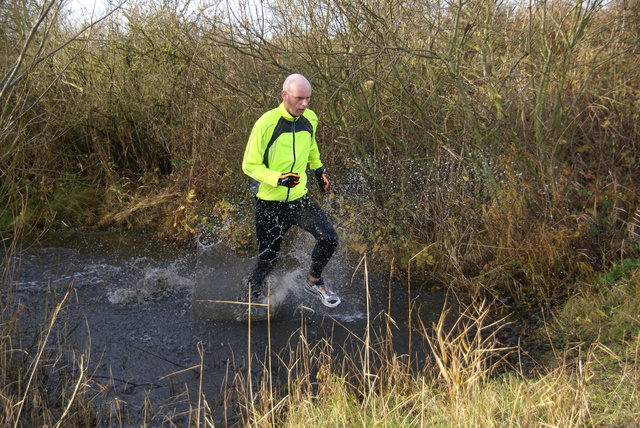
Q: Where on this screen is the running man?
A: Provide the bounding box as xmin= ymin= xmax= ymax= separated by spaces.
xmin=241 ymin=73 xmax=341 ymax=308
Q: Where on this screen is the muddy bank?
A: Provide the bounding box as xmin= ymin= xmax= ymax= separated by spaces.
xmin=6 ymin=231 xmax=455 ymax=426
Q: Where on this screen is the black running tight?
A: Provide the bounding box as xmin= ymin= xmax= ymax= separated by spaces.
xmin=250 ymin=194 xmax=338 ymax=290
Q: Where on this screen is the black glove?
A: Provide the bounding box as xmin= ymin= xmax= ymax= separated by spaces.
xmin=313 ymin=167 xmax=330 ymax=191
xmin=278 ymin=173 xmax=300 ymax=188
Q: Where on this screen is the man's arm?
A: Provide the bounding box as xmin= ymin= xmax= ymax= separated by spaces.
xmin=242 ymin=120 xmax=281 ymax=187
xmin=306 ymin=111 xmax=323 ymax=171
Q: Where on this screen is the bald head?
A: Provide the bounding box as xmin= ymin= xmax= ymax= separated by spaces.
xmin=282 ymin=74 xmax=312 ymax=117
xmin=283 ymin=73 xmax=311 ymax=92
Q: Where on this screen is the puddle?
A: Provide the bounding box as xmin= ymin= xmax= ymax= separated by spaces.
xmin=4 ymin=231 xmax=451 ymax=426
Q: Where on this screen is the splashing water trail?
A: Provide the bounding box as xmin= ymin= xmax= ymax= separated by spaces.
xmin=264 ymin=268 xmax=303 ymax=308
xmin=107 ymin=264 xmax=193 ymax=304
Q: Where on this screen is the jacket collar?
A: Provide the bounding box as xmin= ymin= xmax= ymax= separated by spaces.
xmin=278 ymin=102 xmax=299 ymax=121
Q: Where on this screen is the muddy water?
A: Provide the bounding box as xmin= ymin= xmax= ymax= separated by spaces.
xmin=7 ymin=231 xmax=451 ymax=426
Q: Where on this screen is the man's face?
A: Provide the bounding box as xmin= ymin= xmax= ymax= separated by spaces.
xmin=282 ymin=81 xmax=311 ymax=117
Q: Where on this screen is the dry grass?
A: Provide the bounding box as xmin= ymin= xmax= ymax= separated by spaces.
xmin=229 ymin=261 xmax=639 ymax=428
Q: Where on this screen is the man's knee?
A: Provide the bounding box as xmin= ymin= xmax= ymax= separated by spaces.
xmin=321 ymin=232 xmax=339 ymax=251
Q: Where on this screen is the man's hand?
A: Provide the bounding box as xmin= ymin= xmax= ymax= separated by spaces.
xmin=278 ymin=173 xmax=300 ymax=188
xmin=313 ymin=167 xmax=330 ymax=191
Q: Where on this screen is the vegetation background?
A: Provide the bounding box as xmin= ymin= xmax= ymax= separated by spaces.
xmin=1 ymin=0 xmax=639 ymax=425
xmin=2 ymin=0 xmax=639 ymax=298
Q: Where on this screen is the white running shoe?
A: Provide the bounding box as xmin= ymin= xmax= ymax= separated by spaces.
xmin=304 ymin=278 xmax=341 ymax=308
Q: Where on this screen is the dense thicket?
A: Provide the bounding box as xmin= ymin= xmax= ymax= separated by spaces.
xmin=2 ymin=0 xmax=639 ymax=301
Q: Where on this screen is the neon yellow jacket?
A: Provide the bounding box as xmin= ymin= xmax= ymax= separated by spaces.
xmin=242 ymin=102 xmax=323 ymax=202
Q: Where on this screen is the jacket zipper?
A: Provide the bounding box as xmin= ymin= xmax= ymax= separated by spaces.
xmin=285 ymin=119 xmax=297 ymax=202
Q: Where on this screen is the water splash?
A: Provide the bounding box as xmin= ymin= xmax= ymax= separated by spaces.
xmin=107 ymin=266 xmax=193 ymax=304
xmin=192 ymin=241 xmax=253 ymax=321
